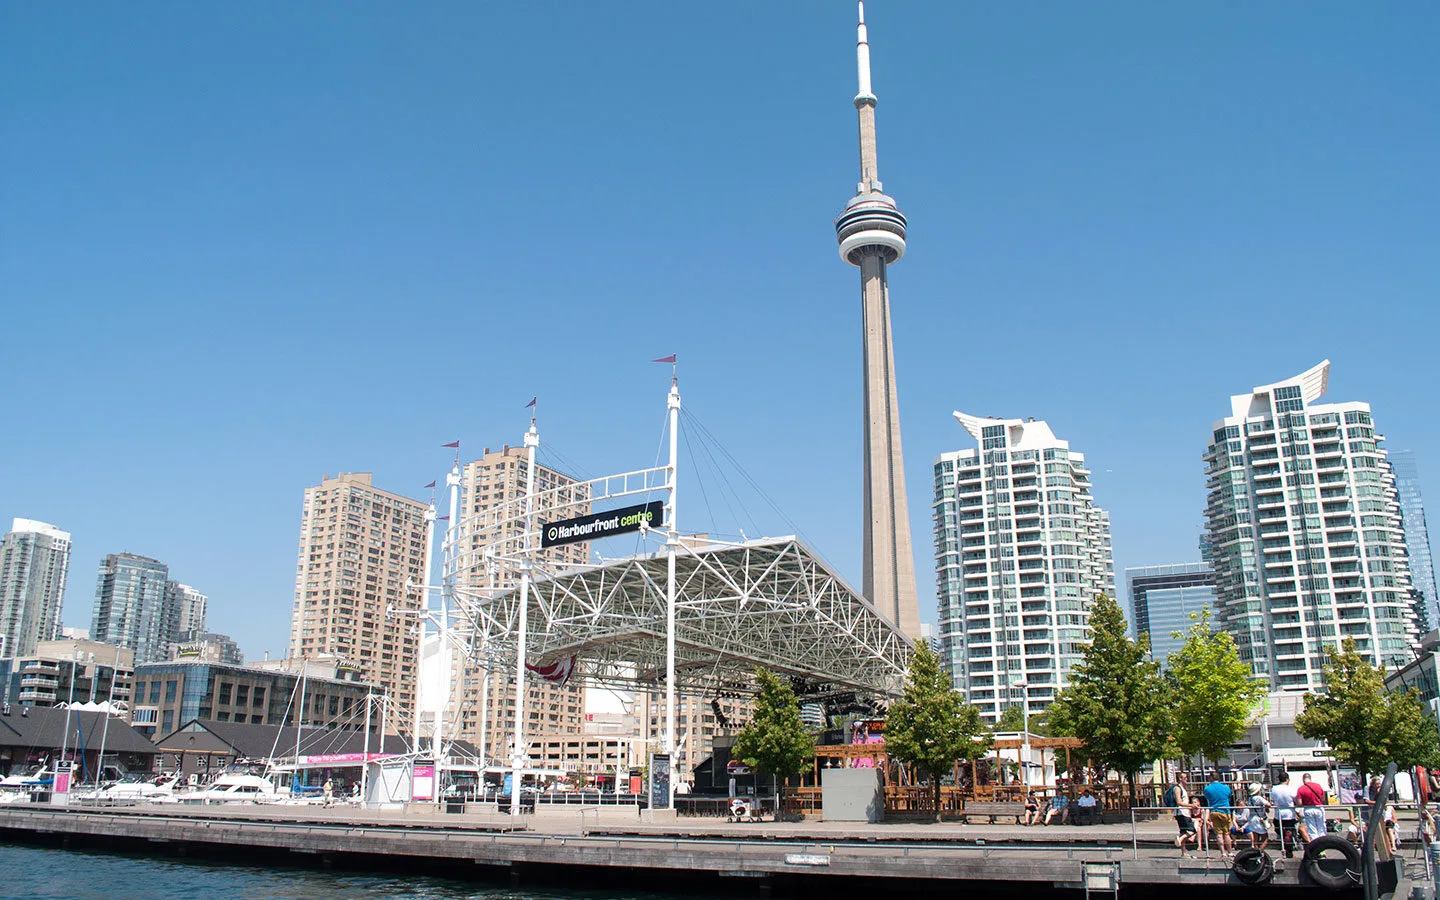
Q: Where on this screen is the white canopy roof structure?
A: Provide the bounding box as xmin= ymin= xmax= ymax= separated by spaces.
xmin=456 ymin=536 xmax=911 ymax=697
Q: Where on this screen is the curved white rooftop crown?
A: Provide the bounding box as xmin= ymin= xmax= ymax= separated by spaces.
xmin=9 ymin=518 xmax=70 ymax=542
xmin=953 ymin=413 xmax=1067 ymax=451
xmin=1252 ymin=359 xmax=1330 ymax=405
xmin=1228 ymin=359 xmax=1331 ymax=420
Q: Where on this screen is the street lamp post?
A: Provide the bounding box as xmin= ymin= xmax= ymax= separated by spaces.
xmin=1014 ymin=680 xmax=1030 ymax=788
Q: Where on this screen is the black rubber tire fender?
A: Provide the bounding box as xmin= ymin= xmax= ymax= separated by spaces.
xmin=1231 ymin=847 xmax=1274 ymax=885
xmin=1301 ymin=834 xmax=1362 ymax=891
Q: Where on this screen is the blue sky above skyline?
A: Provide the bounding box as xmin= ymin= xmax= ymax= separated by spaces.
xmin=2 ymin=1 xmax=1437 ymax=658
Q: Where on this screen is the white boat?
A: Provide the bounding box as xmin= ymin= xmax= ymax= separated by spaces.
xmin=96 ymin=774 xmax=180 ymax=804
xmin=179 ymin=773 xmax=281 ymax=805
xmin=0 ymin=766 xmax=54 ymax=803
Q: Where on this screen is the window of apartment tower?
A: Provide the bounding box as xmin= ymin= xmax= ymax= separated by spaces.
xmin=253 ymin=687 xmax=265 ymax=707
xmin=218 ymin=683 xmax=232 ymax=705
xmin=236 ymin=685 xmax=249 ymax=705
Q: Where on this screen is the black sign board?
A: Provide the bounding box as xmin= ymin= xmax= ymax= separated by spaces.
xmin=542 ymin=501 xmax=665 ymax=548
xmin=649 ymin=752 xmax=672 ymax=810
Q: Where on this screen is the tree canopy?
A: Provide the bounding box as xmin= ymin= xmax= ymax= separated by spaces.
xmin=1295 ymin=638 xmax=1440 ymax=777
xmin=994 ymin=704 xmax=1026 ymax=733
xmin=884 ymin=641 xmax=991 ymax=820
xmin=733 ymin=668 xmax=816 ymax=783
xmin=1167 ymin=609 xmax=1266 ymax=764
xmin=1047 ymin=595 xmax=1170 ymax=796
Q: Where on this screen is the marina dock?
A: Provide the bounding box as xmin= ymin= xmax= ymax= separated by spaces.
xmin=0 ymin=804 xmax=1358 ymax=897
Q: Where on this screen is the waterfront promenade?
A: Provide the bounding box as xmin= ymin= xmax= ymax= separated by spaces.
xmin=0 ymin=802 xmax=1353 ymax=896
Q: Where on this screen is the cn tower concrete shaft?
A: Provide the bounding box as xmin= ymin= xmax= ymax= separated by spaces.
xmin=836 ymin=2 xmax=920 ymax=641
xmin=859 ymin=253 xmax=920 ymax=640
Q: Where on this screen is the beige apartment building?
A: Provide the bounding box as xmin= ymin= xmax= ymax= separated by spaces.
xmin=450 ymin=446 xmax=591 ymax=763
xmin=637 ymin=691 xmax=747 ymax=785
xmin=289 ymin=472 xmax=427 ymax=731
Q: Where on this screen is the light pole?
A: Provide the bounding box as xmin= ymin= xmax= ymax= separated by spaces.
xmin=1014 ymin=680 xmax=1030 ymax=788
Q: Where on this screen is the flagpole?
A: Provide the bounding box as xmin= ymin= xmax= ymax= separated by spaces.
xmin=416 ymin=500 xmax=437 ymax=754
xmin=665 ymin=367 xmax=679 ymax=810
xmin=435 ymin=458 xmax=460 ymax=805
xmin=510 ymin=404 xmax=539 ymax=819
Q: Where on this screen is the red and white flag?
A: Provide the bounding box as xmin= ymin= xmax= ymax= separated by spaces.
xmin=525 ymin=655 xmax=577 ymax=685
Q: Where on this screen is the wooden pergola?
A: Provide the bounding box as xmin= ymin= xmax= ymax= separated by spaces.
xmin=810 ymin=736 xmax=1085 ymax=793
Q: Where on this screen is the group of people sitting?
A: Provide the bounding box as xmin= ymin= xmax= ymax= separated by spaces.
xmin=1167 ymin=771 xmax=1410 ymax=859
xmin=1020 ymin=786 xmax=1102 ymax=826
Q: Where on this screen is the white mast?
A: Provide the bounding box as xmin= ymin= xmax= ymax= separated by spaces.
xmin=295 ymin=657 xmax=307 ymax=768
xmin=509 ymin=408 xmax=540 ymax=819
xmin=414 ymin=501 xmax=437 ymax=751
xmin=95 ymin=667 xmax=117 ymax=783
xmin=478 ymin=549 xmax=496 ymax=767
xmin=664 ymin=365 xmax=680 ymax=807
xmin=435 ymin=458 xmax=460 ymax=799
xmin=60 ymin=649 xmax=78 ymax=769
xmin=360 ymin=691 xmax=373 ymax=802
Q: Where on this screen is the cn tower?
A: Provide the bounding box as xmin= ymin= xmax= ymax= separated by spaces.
xmin=835 ymin=2 xmax=920 ymax=641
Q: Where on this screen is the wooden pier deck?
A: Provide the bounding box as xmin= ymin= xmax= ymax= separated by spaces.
xmin=0 ymin=804 xmax=1364 ymax=897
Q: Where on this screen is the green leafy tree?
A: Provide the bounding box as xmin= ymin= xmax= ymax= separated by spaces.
xmin=1296 ymin=638 xmax=1440 ymax=777
xmin=884 ymin=642 xmax=992 ymax=821
xmin=733 ymin=668 xmax=816 ymax=816
xmin=994 ymin=705 xmax=1026 ymax=733
xmin=1047 ymin=595 xmax=1171 ymax=803
xmin=1167 ymin=610 xmax=1266 ymax=768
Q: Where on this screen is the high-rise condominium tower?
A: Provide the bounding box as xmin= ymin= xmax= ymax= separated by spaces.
xmin=1203 ymin=361 xmax=1420 ymax=690
xmin=289 ymin=472 xmax=428 ymax=729
xmin=92 ymin=553 xmax=177 ymax=665
xmin=0 ymin=518 xmax=71 ymax=658
xmin=836 ymin=3 xmax=920 ymax=640
xmin=169 ymin=582 xmax=208 ymax=639
xmin=1125 ymin=563 xmax=1217 ymax=664
xmin=451 ymin=447 xmax=590 ymax=762
xmin=1391 ymin=450 xmax=1438 ymax=628
xmin=934 ymin=415 xmax=1115 ymax=722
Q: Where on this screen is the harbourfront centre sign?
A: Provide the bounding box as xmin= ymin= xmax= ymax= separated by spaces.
xmin=541 ymin=500 xmax=665 ymax=548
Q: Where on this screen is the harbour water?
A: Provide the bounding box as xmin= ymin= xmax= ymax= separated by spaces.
xmin=0 ymin=842 xmax=701 ymax=900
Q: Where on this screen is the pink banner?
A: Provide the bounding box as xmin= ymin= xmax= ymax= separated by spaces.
xmin=297 ymin=752 xmax=394 ymax=765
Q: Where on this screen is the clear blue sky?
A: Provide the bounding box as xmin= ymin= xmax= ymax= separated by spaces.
xmin=3 ymin=2 xmax=1437 ymax=659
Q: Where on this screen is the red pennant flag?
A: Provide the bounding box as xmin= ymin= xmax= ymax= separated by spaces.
xmin=442 ymin=440 xmax=460 ymax=448
xmin=437 ymin=515 xmax=450 ymax=521
xmin=652 ymin=354 xmax=676 ymax=364
xmin=423 ymin=481 xmax=437 ymax=489
xmin=525 ymin=397 xmax=537 ymax=409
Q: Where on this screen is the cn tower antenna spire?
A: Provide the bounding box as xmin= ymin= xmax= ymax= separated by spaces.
xmin=854 ymin=1 xmax=880 ymax=194
xmin=834 ymin=2 xmax=920 ymax=641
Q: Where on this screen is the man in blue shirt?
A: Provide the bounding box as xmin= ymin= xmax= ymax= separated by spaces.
xmin=1203 ymin=777 xmax=1235 ymax=855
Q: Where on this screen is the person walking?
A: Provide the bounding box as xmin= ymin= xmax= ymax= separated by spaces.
xmin=323 ymin=778 xmax=334 ymax=807
xmin=1203 ymin=775 xmax=1235 ymax=857
xmin=1166 ymin=775 xmax=1197 ymax=855
xmin=1271 ymin=771 xmax=1298 ymax=857
xmin=1296 ymin=772 xmax=1328 ymax=844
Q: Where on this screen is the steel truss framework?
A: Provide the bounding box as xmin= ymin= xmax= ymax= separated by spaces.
xmin=449 ymin=536 xmax=912 ymax=698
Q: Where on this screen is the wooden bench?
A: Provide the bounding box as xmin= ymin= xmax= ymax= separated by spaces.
xmin=961 ymin=800 xmax=1026 ymax=824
